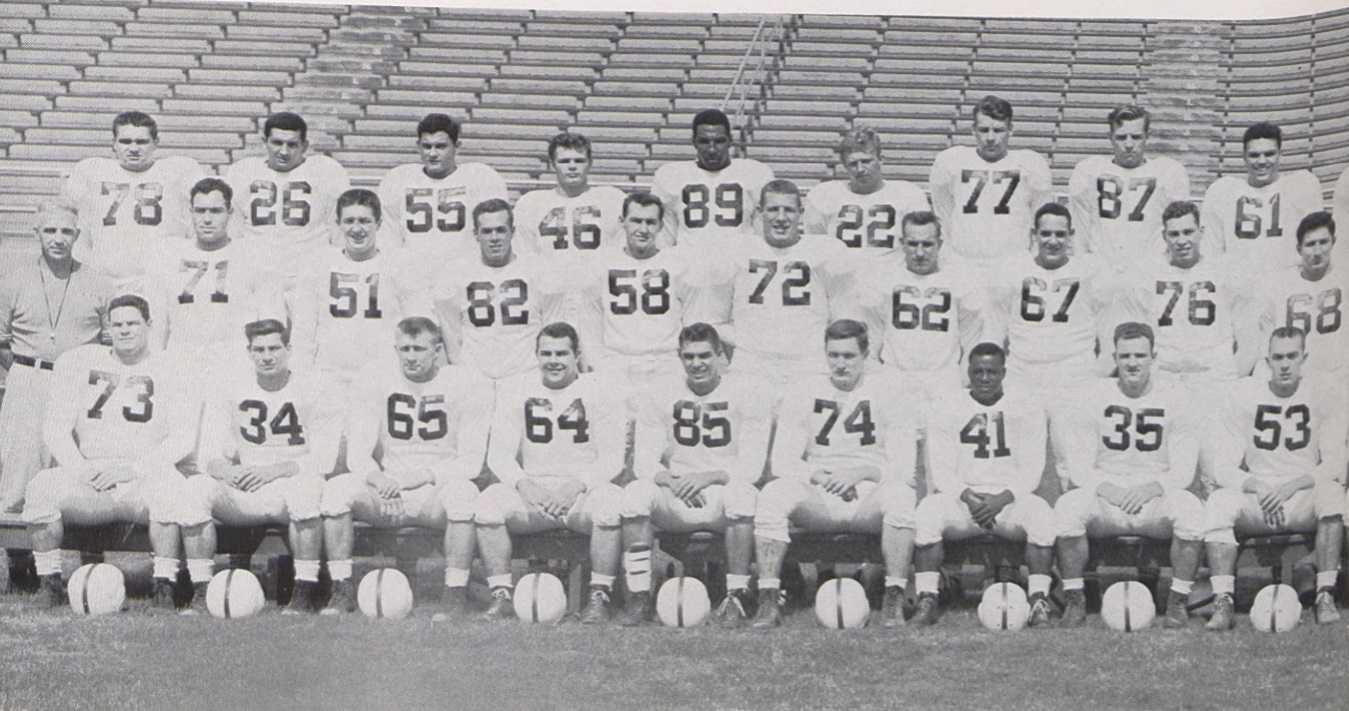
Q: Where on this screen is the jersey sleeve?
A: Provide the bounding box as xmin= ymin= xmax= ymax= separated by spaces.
xmin=141 ymin=370 xmax=199 ymax=471
xmin=197 ymin=386 xmax=239 ymax=470
xmin=344 ymin=375 xmax=383 ymax=479
xmin=928 ymin=151 xmax=956 ymax=232
xmin=1011 ymin=395 xmax=1048 ymax=499
xmin=631 ymin=389 xmax=668 ymax=481
xmin=734 ymin=385 xmax=772 ymax=486
xmin=1200 ymin=181 xmax=1230 ymax=256
xmin=1025 ymin=153 xmax=1054 ymax=215
xmin=296 ymin=385 xmax=343 ymax=478
xmin=582 ymin=387 xmax=628 ymax=492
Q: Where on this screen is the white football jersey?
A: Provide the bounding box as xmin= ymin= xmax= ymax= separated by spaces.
xmin=1059 ymin=376 xmax=1199 ymax=491
xmin=222 ymin=155 xmax=351 ymax=273
xmin=1200 ymin=170 xmax=1322 ymax=270
xmin=1335 ymin=166 xmax=1349 ymax=237
xmin=376 ymin=162 xmax=508 ymax=263
xmin=513 ymin=185 xmax=630 ymax=258
xmin=1257 ymin=264 xmax=1349 ymax=380
xmin=59 ymin=155 xmax=207 ymax=281
xmin=198 ymin=370 xmax=340 ymax=477
xmin=985 ymin=253 xmax=1116 ymax=381
xmin=632 ymin=373 xmax=773 ymax=485
xmin=292 ymin=247 xmax=416 ymax=378
xmin=926 ymin=386 xmax=1047 ymax=498
xmin=1068 ymin=154 xmax=1191 ymax=265
xmin=650 ymin=158 xmax=775 ymax=250
xmin=1215 ymin=375 xmax=1348 ymax=487
xmin=928 ymin=146 xmax=1053 ymax=261
xmin=574 ymin=247 xmax=709 ymax=365
xmin=804 ymin=179 xmax=931 ymax=253
xmin=488 ymin=372 xmax=626 ymax=491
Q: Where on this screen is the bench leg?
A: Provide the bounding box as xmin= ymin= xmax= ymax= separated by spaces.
xmin=567 ymin=561 xmax=587 ymax=616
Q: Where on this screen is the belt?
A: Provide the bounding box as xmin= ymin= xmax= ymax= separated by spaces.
xmin=13 ymin=354 xmax=55 ymax=371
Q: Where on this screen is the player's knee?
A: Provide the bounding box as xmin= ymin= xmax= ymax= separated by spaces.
xmin=1311 ymin=476 xmax=1347 ymax=520
xmin=756 ymin=478 xmax=805 ymax=520
xmin=474 ymin=483 xmax=515 ymax=526
xmin=283 ymin=475 xmax=324 ymax=522
xmin=913 ymin=496 xmax=952 ymax=546
xmin=440 ymin=479 xmax=479 ymax=523
xmin=1018 ymin=496 xmax=1056 ymax=547
xmin=1053 ymin=488 xmax=1092 ymax=539
xmin=621 ymin=478 xmax=660 ymax=519
xmin=722 ymin=481 xmax=758 ymax=521
xmin=1167 ymin=490 xmax=1205 ymax=541
xmin=583 ymin=483 xmax=624 ymax=528
xmin=319 ymin=473 xmax=362 ymax=518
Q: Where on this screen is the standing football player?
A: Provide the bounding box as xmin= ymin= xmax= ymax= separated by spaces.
xmin=912 ymin=343 xmax=1056 ymax=628
xmin=513 ymin=132 xmax=629 ymax=260
xmin=1052 ymin=322 xmax=1206 ymax=627
xmin=1067 ymin=105 xmax=1192 ymax=265
xmin=58 ymin=111 xmax=206 ymax=283
xmin=0 ymin=203 xmax=111 ymax=512
xmin=1257 ymin=212 xmax=1348 ymax=393
xmin=804 ymin=126 xmax=930 ymax=256
xmin=319 ymin=317 xmax=492 ymax=617
xmin=1334 ymin=165 xmax=1349 ymax=238
xmin=751 ymin=319 xmax=919 ymax=628
xmin=1202 ymin=326 xmax=1346 ymax=629
xmin=475 ymin=323 xmax=626 ymax=623
xmin=178 ymin=319 xmax=338 ymax=614
xmin=24 ymin=295 xmax=196 ymax=610
xmin=619 ymin=323 xmax=771 ymax=626
xmin=928 ymin=95 xmax=1053 ymax=262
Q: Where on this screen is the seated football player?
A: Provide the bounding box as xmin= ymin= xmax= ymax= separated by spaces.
xmin=1202 ymin=327 xmax=1346 ymax=629
xmin=618 ymin=323 xmax=771 ymax=626
xmin=513 ymin=131 xmax=630 ymax=260
xmin=1053 ymin=322 xmax=1206 ymax=627
xmin=319 ymin=317 xmax=492 ymax=617
xmin=751 ymin=319 xmax=919 ymax=628
xmin=24 ymin=294 xmax=196 ymax=610
xmin=804 ymin=126 xmax=930 ymax=257
xmin=911 ymin=343 xmax=1055 ymax=628
xmin=475 ymin=322 xmax=626 ymax=623
xmin=177 ymin=319 xmax=338 ymax=614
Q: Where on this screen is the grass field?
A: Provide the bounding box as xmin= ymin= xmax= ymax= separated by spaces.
xmin=1 ymin=589 xmax=1346 ymax=711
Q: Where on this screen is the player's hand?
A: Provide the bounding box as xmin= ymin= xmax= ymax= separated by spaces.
xmin=813 ymin=470 xmax=850 ymax=500
xmin=551 ymin=481 xmax=586 ymax=517
xmin=378 ymin=492 xmax=405 ymax=519
xmin=1118 ymin=484 xmax=1161 ymax=516
xmin=972 ymin=491 xmax=1014 ymax=529
xmin=90 ymin=466 xmax=136 ymax=493
xmin=670 ymin=472 xmax=713 ymax=507
xmin=517 ymin=480 xmax=559 ymax=518
xmin=960 ymin=490 xmax=990 ymax=526
xmin=653 ymin=471 xmax=677 ymax=489
xmin=368 ymin=472 xmax=402 ymax=500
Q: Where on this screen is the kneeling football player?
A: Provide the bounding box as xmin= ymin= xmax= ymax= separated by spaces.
xmin=475 ymin=322 xmax=626 ymax=623
xmin=319 ymin=317 xmax=492 ymax=617
xmin=751 ymin=319 xmax=920 ymax=628
xmin=618 ymin=323 xmax=771 ymax=626
xmin=912 ymin=343 xmax=1056 ymax=627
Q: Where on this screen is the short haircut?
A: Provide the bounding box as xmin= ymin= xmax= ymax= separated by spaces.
xmin=824 ymin=318 xmax=869 ymax=355
xmin=190 ymin=177 xmax=233 ymax=209
xmin=417 ymin=113 xmax=460 ymax=143
xmin=973 ymin=95 xmax=1013 ymax=123
xmin=1296 ymin=211 xmax=1336 ymax=247
xmin=622 ymin=191 xmax=664 ymax=223
xmin=760 ymin=179 xmax=801 ymax=207
xmin=901 ymin=210 xmax=942 ymax=239
xmin=1243 ymin=121 xmax=1282 ymax=148
xmin=537 ymin=321 xmax=579 ymax=352
xmin=245 ymin=318 xmax=289 ymax=347
xmin=472 ymin=198 xmax=513 ymax=231
xmin=1161 ymin=200 xmax=1201 ymax=226
xmin=1113 ymin=321 xmax=1155 ymax=349
xmin=1270 ymin=325 xmax=1307 ymax=349
xmin=968 ymin=341 xmax=1007 ymax=365
xmin=839 ymin=126 xmax=882 ymax=158
xmin=1107 ymin=105 xmax=1151 ymax=133
xmin=1033 ymin=202 xmax=1072 ymax=230
xmin=678 ymin=322 xmax=724 ymax=354
xmin=547 ymin=131 xmax=591 ymax=161
xmin=263 ymin=111 xmax=307 ymax=142
xmin=396 ymin=316 xmax=442 ymax=343
xmin=34 ymin=200 xmax=78 ymax=225
xmin=692 ymin=108 xmax=731 ymax=135
xmin=108 ymin=293 xmax=151 ymax=322
xmin=337 ymin=188 xmax=381 ymax=223
xmin=113 ymin=111 xmax=158 ymax=141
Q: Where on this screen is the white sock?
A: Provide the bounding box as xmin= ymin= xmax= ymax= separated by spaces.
xmin=1062 ymin=577 xmax=1084 ymax=592
xmin=328 ymin=559 xmax=353 ymax=582
xmin=186 ymin=559 xmax=214 ymax=584
xmin=1027 ymin=574 xmax=1052 ymax=598
xmin=726 ymin=574 xmax=751 ymax=591
xmin=759 ymin=577 xmax=781 ymax=591
xmin=590 ymin=573 xmax=615 ymax=589
xmin=445 ymin=567 xmax=470 ymax=588
xmin=34 ymin=550 xmax=61 ymax=576
xmin=1211 ymin=574 xmax=1235 ymax=595
xmin=884 ymin=575 xmax=906 ymax=589
xmin=487 ymin=574 xmax=513 ymax=590
xmin=1171 ymin=579 xmax=1193 ymax=596
xmin=294 ymin=559 xmax=321 ymax=583
xmin=915 ymin=571 xmax=941 ymax=595
xmin=152 ymin=556 xmax=179 ymax=580
xmin=1317 ymin=571 xmax=1338 ymax=590
xmin=624 ymin=545 xmax=652 ymax=593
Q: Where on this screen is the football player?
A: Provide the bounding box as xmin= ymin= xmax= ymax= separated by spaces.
xmin=1334 ymin=165 xmax=1349 ymax=235
xmin=475 ymin=323 xmax=626 ymax=623
xmin=223 ymin=112 xmax=351 ymax=286
xmin=618 ymin=323 xmax=771 ymax=626
xmin=1202 ymin=326 xmax=1346 ymax=629
xmin=319 ymin=317 xmax=492 ymax=617
xmin=1200 ymin=121 xmax=1322 ymax=270
xmin=513 ymin=132 xmax=629 ymax=259
xmin=804 ymin=127 xmax=930 ymax=256
xmin=751 ymin=319 xmax=919 ymax=628
xmin=178 ymin=319 xmax=338 ymax=614
xmin=377 ymin=113 xmax=508 ymax=265
xmin=1052 ymin=322 xmax=1206 ymax=627
xmin=911 ymin=343 xmax=1055 ymax=628
xmin=1257 ymin=212 xmax=1347 ymax=392
xmin=23 ymin=294 xmax=197 ymax=610
xmin=1067 ymin=105 xmax=1191 ymax=265
xmin=0 ymin=202 xmax=111 ymax=512
xmin=433 ymin=199 xmax=569 ymax=381
xmin=58 ymin=111 xmax=206 ymax=283
xmin=650 ymin=108 xmax=775 ymax=251
xmin=928 ymin=95 xmax=1053 ymax=262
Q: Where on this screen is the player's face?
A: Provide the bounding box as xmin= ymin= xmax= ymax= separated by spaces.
xmin=623 ymin=203 xmax=662 ymax=256
xmin=967 ymin=354 xmax=1006 ymax=401
xmin=112 ymin=125 xmax=157 ymax=172
xmin=973 ymin=113 xmax=1011 ymax=162
xmin=418 ymin=131 xmax=458 ymax=177
xmin=1298 ymin=225 xmax=1335 ymax=274
xmin=760 ymin=191 xmax=802 ymax=248
xmin=1032 ymin=213 xmax=1073 ymax=264
xmin=1109 ymin=118 xmax=1149 ymax=169
xmin=1266 ymin=335 xmax=1305 ymax=387
xmin=1243 ymin=137 xmax=1281 ymax=187
xmin=108 ymin=306 xmax=150 ymax=357
xmin=843 ymin=149 xmax=883 ymax=190
xmin=34 ymin=211 xmax=80 ymax=263
xmin=901 ymin=222 xmax=942 ymax=275
xmin=248 ymin=332 xmax=290 ymax=377
xmin=264 ymin=128 xmax=308 ymax=172
xmin=339 ymin=204 xmax=380 ymax=257
xmin=1162 ymin=212 xmax=1202 ymax=267
xmin=551 ymin=147 xmax=591 ymax=192
xmin=825 ymin=337 xmax=866 ymax=390
xmin=693 ymin=124 xmax=732 ymax=171
xmin=537 ymin=335 xmax=579 ymax=388
xmin=1113 ymin=336 xmax=1154 ymax=387
xmin=190 ymin=190 xmax=230 ymax=244
xmin=475 ymin=209 xmax=514 ymax=263
xmin=395 ymin=330 xmax=441 ymax=381
xmin=679 ymin=339 xmax=719 ymax=387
